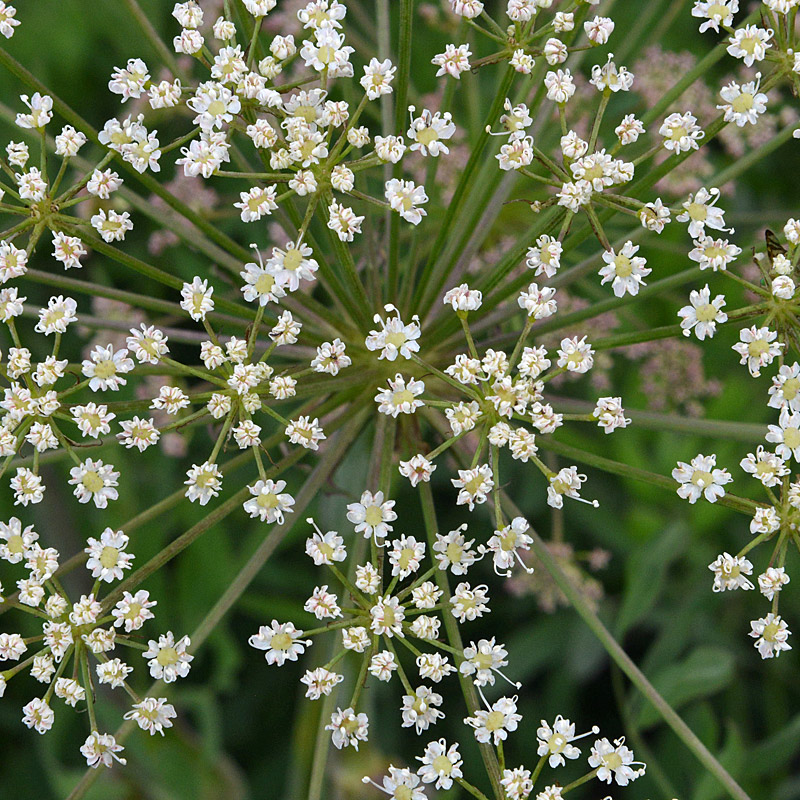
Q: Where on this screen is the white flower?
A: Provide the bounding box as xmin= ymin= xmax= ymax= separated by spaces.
xmin=557 ymin=336 xmax=594 ymax=373
xmin=589 ymin=737 xmax=645 ymax=785
xmin=465 ymin=696 xmax=522 ymax=745
xmin=547 ymin=466 xmax=596 ymax=509
xmin=22 ymin=698 xmax=54 ymax=734
xmin=249 ymin=620 xmax=309 ymax=665
xmin=708 ymin=552 xmax=754 ymax=591
xmin=15 ymin=92 xmax=53 ymax=129
xmin=244 ymin=479 xmax=295 ymax=523
xmin=692 ymin=0 xmax=738 ymax=32
xmin=0 ymin=2 xmax=20 ymax=38
xmin=407 ymin=107 xmax=456 ymax=157
xmin=433 ymin=524 xmax=478 ymax=575
xmin=672 ymin=453 xmax=732 ymax=503
xmin=301 ymin=668 xmax=344 ymax=700
xmin=326 ymin=707 xmax=369 ymax=750
xmin=416 ymin=739 xmax=463 ymax=790
xmin=758 ymin=567 xmax=790 ymax=600
xmin=677 ymin=187 xmax=730 ymax=238
xmin=584 ymin=15 xmax=614 ymax=44
xmin=388 ymin=535 xmax=426 ymax=579
xmin=638 ymin=198 xmax=671 ymax=233
xmin=235 ymin=186 xmax=278 ymax=222
xmin=678 ymin=285 xmax=727 ymax=340
xmin=362 ymin=766 xmax=426 ymax=799
xmin=69 ymin=458 xmax=119 ymax=508
xmin=361 ymin=57 xmax=396 ymax=98
xmin=81 ymin=732 xmax=127 ymax=768
xmin=727 ymin=25 xmax=772 ymax=66
xmin=518 ymin=283 xmax=557 ymax=318
xmin=112 ymin=590 xmax=157 ymax=632
xmin=385 ymin=178 xmax=429 ymax=225
xmin=184 ymin=461 xmax=222 ymax=505
xmin=144 ymin=632 xmax=193 ymax=682
xmin=484 ymin=517 xmax=534 ymax=576
xmin=366 ymin=305 xmax=421 ymax=361
xmin=689 ymin=235 xmax=741 ymax=271
xmin=85 ymin=528 xmax=133 ymax=582
xmin=285 ymin=416 xmax=326 ymax=450
xmin=749 ymin=613 xmax=791 ymax=659
xmin=544 ymin=69 xmax=575 ymax=103
xmin=450 ymin=581 xmax=490 ymax=622
xmin=180 ymin=276 xmax=215 ymax=321
xmin=432 ymin=44 xmax=472 ymax=79
xmin=347 ymin=490 xmax=397 ymax=542
xmin=402 ymin=685 xmax=445 ymax=734
xmin=124 ymin=697 xmax=177 ymax=736
xmin=375 ymin=374 xmax=425 ymax=417
xmin=659 ymin=111 xmax=704 ymax=153
xmin=732 ymin=326 xmax=783 ymax=377
xmin=766 ymin=408 xmax=800 ymax=461
xmin=452 ymin=464 xmax=493 ymax=510
xmin=717 ymin=75 xmax=768 ymax=126
xmin=327 ymin=200 xmax=364 ymax=241
xmin=369 ymin=651 xmax=398 ymax=682
xmin=769 ymin=363 xmax=800 ymax=411
xmin=443 ymin=283 xmax=482 ymax=312
xmin=399 ymin=454 xmax=436 ymax=486
xmin=304 ymin=585 xmax=342 ymax=620
xmin=593 ymin=397 xmax=630 ymax=433
xmin=599 ymin=241 xmax=650 ymax=297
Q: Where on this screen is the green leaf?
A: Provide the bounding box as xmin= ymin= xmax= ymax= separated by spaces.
xmin=616 ymin=521 xmax=687 ymax=637
xmin=636 ymin=645 xmax=735 ymax=729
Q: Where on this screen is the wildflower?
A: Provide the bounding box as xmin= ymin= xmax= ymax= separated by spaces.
xmin=689 ymin=235 xmax=741 ymax=271
xmin=758 ymin=567 xmax=790 ymax=600
xmin=362 ymin=767 xmax=426 ymax=799
xmin=557 ymin=336 xmax=594 ymax=373
xmin=417 ymin=738 xmax=463 ymax=790
xmin=692 ymin=0 xmax=738 ymax=32
xmin=708 ymin=552 xmax=754 ymax=591
xmin=673 ymin=453 xmax=732 ymax=503
xmin=369 ymin=651 xmax=398 ymax=681
xmin=69 ymin=458 xmax=119 ymax=508
xmin=407 ymin=107 xmax=456 ymax=156
xmin=361 ymin=57 xmax=396 ymax=98
xmin=599 ymin=241 xmax=650 ymax=297
xmin=327 ymin=200 xmax=364 ymax=241
xmin=589 ymin=737 xmax=645 ymax=785
xmin=547 ymin=466 xmax=596 ymax=509
xmin=326 ymin=707 xmax=369 ymax=750
xmin=659 ymin=111 xmax=704 ymax=153
xmin=452 ymin=465 xmax=493 ymax=510
xmin=443 ymin=283 xmax=483 ymax=312
xmin=732 ymin=326 xmax=783 ymax=377
xmin=22 ymin=698 xmax=55 ymax=734
xmin=766 ymin=408 xmax=800 ymax=461
xmin=678 ymin=285 xmax=728 ymax=340
xmin=85 ymin=528 xmax=133 ymax=582
xmin=301 ymin=668 xmax=344 ymax=700
xmin=124 ymin=698 xmax=177 ymax=736
xmin=375 ymin=374 xmax=425 ymax=417
xmin=385 ymin=178 xmax=429 ymax=225
xmin=243 ymin=480 xmax=295 ymax=523
xmin=184 ymin=461 xmax=223 ymax=505
xmin=717 ymin=76 xmax=768 ymax=127
xmin=450 ymin=582 xmax=490 ymax=622
xmin=285 ymin=416 xmax=326 ymax=450
xmin=402 ymin=686 xmax=445 ymax=734
xmin=465 ymin=696 xmax=522 ymax=745
xmin=112 ymin=590 xmax=157 ymax=632
xmin=727 ymin=25 xmax=772 ymax=67
xmin=366 ymin=306 xmax=421 ymax=360
xmin=749 ymin=613 xmax=791 ymax=659
xmin=347 ymin=490 xmax=397 ymax=542
xmin=399 ymin=454 xmax=436 ymax=486
xmin=144 ymin=632 xmax=193 ymax=682
xmin=80 ymin=732 xmax=127 ymax=768
xmin=545 ymin=69 xmax=575 ymax=103
xmin=432 ymin=44 xmax=472 ymax=79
